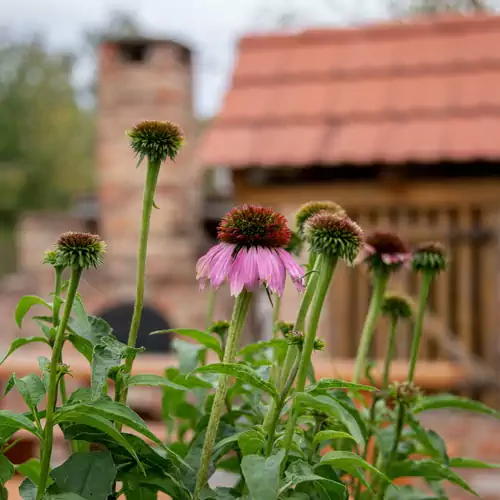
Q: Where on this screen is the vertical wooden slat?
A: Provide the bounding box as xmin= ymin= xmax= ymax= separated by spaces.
xmin=480 ymin=207 xmax=500 ymax=406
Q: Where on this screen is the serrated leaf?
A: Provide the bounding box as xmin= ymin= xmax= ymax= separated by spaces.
xmin=152 ymin=329 xmax=223 ymax=359
xmin=320 ymin=450 xmax=389 ymax=484
xmin=307 ymin=378 xmax=376 ymax=393
xmin=0 ymin=337 xmax=49 ymax=365
xmin=194 ymin=363 xmax=279 ymax=402
xmin=125 ymin=374 xmax=187 ymax=392
xmin=413 ymin=394 xmax=499 ymax=418
xmin=50 ymin=452 xmax=116 ymax=499
xmin=37 ymin=356 xmax=51 ymax=390
xmin=313 ymin=430 xmax=359 ymax=446
xmin=68 ymin=295 xmax=112 ymax=345
xmin=388 ymin=459 xmax=478 ymax=496
xmin=241 ymin=451 xmax=285 ymax=500
xmin=0 ymin=454 xmax=14 ymax=483
xmin=0 ymin=410 xmax=41 ymax=439
xmin=15 ymin=295 xmax=52 ymax=328
xmin=449 ymin=457 xmax=500 ymax=469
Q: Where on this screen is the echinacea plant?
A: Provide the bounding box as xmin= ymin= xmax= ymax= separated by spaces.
xmin=1 ymin=121 xmax=499 ymax=500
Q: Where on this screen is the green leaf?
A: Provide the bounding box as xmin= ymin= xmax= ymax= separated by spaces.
xmin=307 ymin=378 xmax=376 ymax=393
xmin=165 ymin=367 xmax=213 ymax=389
xmin=125 ymin=374 xmax=187 ymax=392
xmin=236 ymin=339 xmax=288 ymax=358
xmin=388 ymin=459 xmax=478 ymax=496
xmin=173 ymin=339 xmax=205 ymax=373
xmin=384 ymin=485 xmax=445 ymax=500
xmin=194 ymin=363 xmax=279 ymax=402
xmin=16 ymin=459 xmax=44 ymax=485
xmin=0 ymin=455 xmax=14 ymax=484
xmin=238 ymin=429 xmax=265 ymax=456
xmin=47 ymin=494 xmax=87 ymax=500
xmin=19 ymin=478 xmax=37 ymax=500
xmin=449 ymin=457 xmax=500 ymax=469
xmin=125 ymin=487 xmax=157 ymax=500
xmin=313 ymin=430 xmax=359 ymax=446
xmin=33 ymin=317 xmax=56 ymax=340
xmin=68 ymin=295 xmax=112 ymax=345
xmin=67 ymin=334 xmax=93 ymax=363
xmin=49 ymin=452 xmax=116 ymax=500
xmin=15 ymin=295 xmax=52 ymax=328
xmin=413 ymin=394 xmax=500 ymax=418
xmin=91 ymin=336 xmax=136 ymax=399
xmin=241 ymin=451 xmax=285 ymax=500
xmin=14 ymin=374 xmax=46 ymax=411
xmin=0 ymin=337 xmax=49 ymax=365
xmin=295 ymin=393 xmax=365 ymax=447
xmin=152 ymin=329 xmax=223 ymax=359
xmin=0 ymin=410 xmax=41 ymax=439
xmin=320 ymin=451 xmax=389 ymax=484
xmin=37 ymin=357 xmax=51 ymax=390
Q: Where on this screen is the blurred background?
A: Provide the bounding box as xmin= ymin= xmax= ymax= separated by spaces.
xmin=2 ymin=1 xmax=500 ymax=497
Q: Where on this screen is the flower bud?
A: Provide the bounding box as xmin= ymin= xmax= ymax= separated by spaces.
xmin=209 ymin=320 xmax=230 ymax=339
xmin=388 ymin=381 xmax=421 ymax=407
xmin=127 ymin=120 xmax=184 ymax=164
xmin=274 ymin=321 xmax=295 ymax=337
xmin=295 ymin=201 xmax=345 ymax=237
xmin=43 ymin=250 xmax=64 ymax=269
xmin=304 ymin=213 xmax=363 ymax=264
xmin=412 ymin=242 xmax=447 ymax=275
xmin=313 ymin=338 xmax=325 ymax=351
xmin=285 ymin=330 xmax=305 ymax=346
xmin=56 ymin=232 xmax=106 ymax=270
xmin=381 ymin=292 xmax=414 ymax=321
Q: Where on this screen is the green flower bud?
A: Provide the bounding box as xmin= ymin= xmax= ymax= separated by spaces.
xmin=209 ymin=320 xmax=230 ymax=339
xmin=56 ymin=232 xmax=106 ymax=270
xmin=388 ymin=381 xmax=421 ymax=407
xmin=285 ymin=330 xmax=305 ymax=346
xmin=313 ymin=338 xmax=325 ymax=351
xmin=304 ymin=213 xmax=363 ymax=264
xmin=127 ymin=120 xmax=184 ymax=164
xmin=275 ymin=321 xmax=294 ymax=337
xmin=43 ymin=250 xmax=64 ymax=269
xmin=381 ymin=292 xmax=414 ymax=321
xmin=412 ymin=242 xmax=447 ymax=275
xmin=295 ymin=201 xmax=345 ymax=238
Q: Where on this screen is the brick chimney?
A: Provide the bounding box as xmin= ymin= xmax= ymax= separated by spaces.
xmin=96 ymin=37 xmax=207 ymax=327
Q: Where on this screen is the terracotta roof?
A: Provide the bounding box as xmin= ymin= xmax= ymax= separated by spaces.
xmin=198 ymin=14 xmax=500 ymax=168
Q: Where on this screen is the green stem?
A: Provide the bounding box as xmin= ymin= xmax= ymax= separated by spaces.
xmin=271 ymin=295 xmax=281 ymax=339
xmin=382 ymin=316 xmax=398 ymax=391
xmin=408 ymin=272 xmax=433 ymax=383
xmin=283 ymin=254 xmax=338 ymax=460
xmin=37 ymin=266 xmax=82 ymax=500
xmin=119 ymin=160 xmax=160 ymax=404
xmin=308 ymin=417 xmax=323 ymax=461
xmin=306 ymin=251 xmax=317 ymax=285
xmin=263 ymin=256 xmax=320 ymax=432
xmin=194 ymin=291 xmax=253 ymax=500
xmin=353 ymin=272 xmax=389 ymax=384
xmin=205 ymin=289 xmax=217 ymax=330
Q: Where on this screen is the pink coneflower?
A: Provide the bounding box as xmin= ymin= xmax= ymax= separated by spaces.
xmin=354 ymin=231 xmax=411 ymax=271
xmin=196 ymin=205 xmax=304 ymax=296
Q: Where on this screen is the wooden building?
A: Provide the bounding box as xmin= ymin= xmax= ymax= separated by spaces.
xmin=198 ymin=14 xmax=500 ymax=400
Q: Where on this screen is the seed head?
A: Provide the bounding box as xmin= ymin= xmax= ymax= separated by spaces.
xmin=304 ymin=213 xmax=363 ymax=264
xmin=412 ymin=242 xmax=447 ymax=275
xmin=209 ymin=320 xmax=230 ymax=339
xmin=275 ymin=321 xmax=295 ymax=337
xmin=381 ymin=292 xmax=414 ymax=321
xmin=218 ymin=205 xmax=291 ymax=248
xmin=388 ymin=381 xmax=422 ymax=407
xmin=127 ymin=120 xmax=184 ymax=164
xmin=359 ymin=231 xmax=410 ymax=273
xmin=56 ymin=232 xmax=106 ymax=270
xmin=295 ymin=201 xmax=345 ymax=237
xmin=285 ymin=230 xmax=303 ymax=257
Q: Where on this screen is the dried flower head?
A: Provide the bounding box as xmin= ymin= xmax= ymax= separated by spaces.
xmin=275 ymin=321 xmax=295 ymax=337
xmin=388 ymin=381 xmax=421 ymax=407
xmin=285 ymin=330 xmax=305 ymax=346
xmin=412 ymin=242 xmax=447 ymax=275
xmin=355 ymin=231 xmax=411 ymax=273
xmin=209 ymin=320 xmax=230 ymax=338
xmin=127 ymin=120 xmax=184 ymax=164
xmin=218 ymin=205 xmax=291 ymax=249
xmin=197 ymin=205 xmax=304 ymax=296
xmin=381 ymin=292 xmax=414 ymax=320
xmin=314 ymin=338 xmax=325 ymax=351
xmin=285 ymin=230 xmax=303 ymax=257
xmin=56 ymin=232 xmax=106 ymax=270
xmin=295 ymin=201 xmax=345 ymax=237
xmin=304 ymin=213 xmax=363 ymax=264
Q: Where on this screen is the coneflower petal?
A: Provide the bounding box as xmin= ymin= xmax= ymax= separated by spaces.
xmin=276 ymin=248 xmax=305 ymax=292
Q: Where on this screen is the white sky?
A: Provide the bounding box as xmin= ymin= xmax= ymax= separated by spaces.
xmin=0 ymin=0 xmax=391 ymax=116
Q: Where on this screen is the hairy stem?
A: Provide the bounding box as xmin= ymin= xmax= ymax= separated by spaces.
xmin=408 ymin=271 xmax=433 ymax=383
xmin=283 ymin=254 xmax=338 ymax=460
xmin=353 ymin=271 xmax=389 ymax=383
xmin=119 ymin=160 xmax=160 ymax=404
xmin=382 ymin=316 xmax=398 ymax=391
xmin=37 ymin=266 xmax=82 ymax=500
xmin=194 ymin=291 xmax=252 ymax=499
